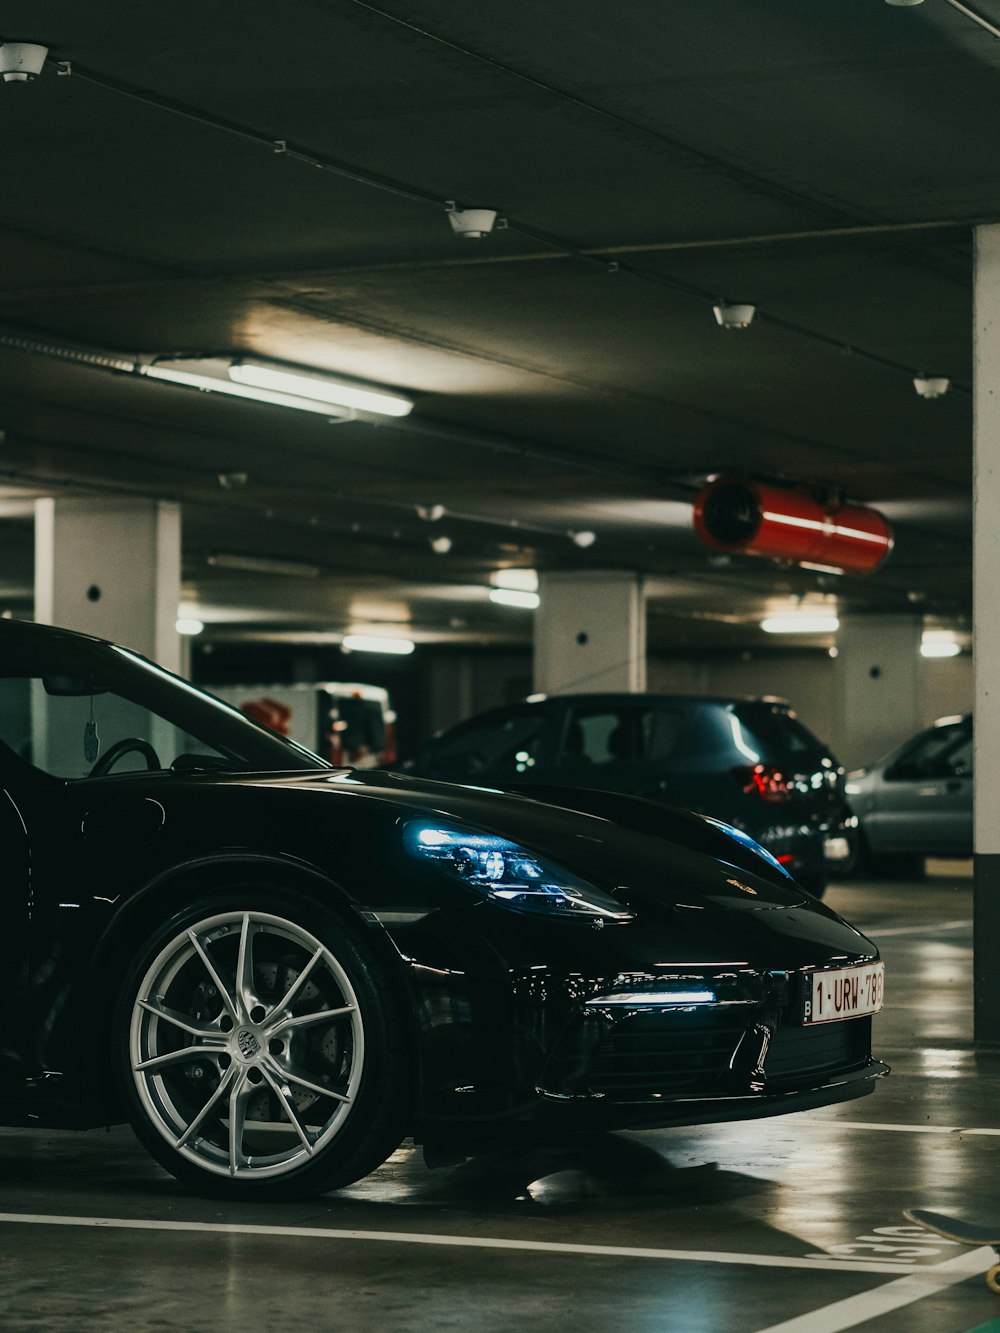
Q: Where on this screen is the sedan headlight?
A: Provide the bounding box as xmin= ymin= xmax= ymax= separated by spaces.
xmin=404 ymin=822 xmax=633 ymax=920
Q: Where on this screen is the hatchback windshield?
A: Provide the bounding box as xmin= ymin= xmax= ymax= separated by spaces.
xmin=0 ymin=627 xmax=326 ymax=779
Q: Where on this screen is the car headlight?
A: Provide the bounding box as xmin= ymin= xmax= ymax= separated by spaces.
xmin=404 ymin=822 xmax=633 ymax=920
xmin=700 ymin=816 xmax=794 ymax=880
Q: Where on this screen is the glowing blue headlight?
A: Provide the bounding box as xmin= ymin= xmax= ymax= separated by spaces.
xmin=405 ymin=823 xmax=633 ymax=920
xmin=701 ymin=816 xmax=794 ymax=880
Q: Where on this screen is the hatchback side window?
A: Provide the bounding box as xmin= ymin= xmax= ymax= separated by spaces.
xmin=887 ymin=723 xmax=969 ymax=781
xmin=558 ymin=705 xmax=685 ymax=767
xmin=426 ymin=709 xmax=547 ymax=779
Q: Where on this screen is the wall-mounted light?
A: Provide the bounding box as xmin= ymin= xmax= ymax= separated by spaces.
xmin=430 ymin=535 xmax=453 ymax=554
xmin=416 ymin=503 xmax=446 ymax=522
xmin=142 ymin=357 xmax=413 ymax=419
xmin=489 ymin=588 xmax=541 ymax=610
xmin=760 ymin=615 xmax=840 ymax=634
xmin=491 ymin=568 xmax=539 ymax=592
xmin=176 ymin=617 xmax=205 ymax=636
xmin=341 ymin=634 xmax=415 ymax=655
xmin=570 ymin=530 xmax=597 ymax=548
xmin=921 ymin=631 xmax=962 ymax=658
xmin=713 ymin=302 xmax=756 ymax=330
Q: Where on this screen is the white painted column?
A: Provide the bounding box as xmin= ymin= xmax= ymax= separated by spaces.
xmin=974 ymin=225 xmax=1000 ymax=1045
xmin=34 ymin=497 xmax=182 ymax=673
xmin=832 ymin=615 xmax=922 ymax=771
xmin=534 ymin=571 xmax=645 ymax=695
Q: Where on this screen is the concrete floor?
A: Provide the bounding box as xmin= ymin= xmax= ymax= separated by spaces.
xmin=2 ymin=871 xmax=999 ymax=1332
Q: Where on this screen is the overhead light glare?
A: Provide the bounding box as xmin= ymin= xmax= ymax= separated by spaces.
xmin=430 ymin=535 xmax=453 ymax=554
xmin=489 ymin=588 xmax=541 ymax=610
xmin=230 ymin=361 xmax=413 ymax=418
xmin=175 ymin=617 xmax=205 ymax=636
xmin=492 ymin=568 xmax=539 ymax=592
xmin=142 ymin=360 xmax=355 ymax=419
xmin=342 ymin=634 xmax=415 ymax=655
xmin=760 ymin=615 xmax=839 ymax=634
xmin=207 ymin=553 xmax=321 ymax=578
xmin=570 ymin=530 xmax=597 ymax=548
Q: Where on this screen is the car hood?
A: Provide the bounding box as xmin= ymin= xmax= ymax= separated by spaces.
xmin=231 ymin=767 xmax=837 ymax=917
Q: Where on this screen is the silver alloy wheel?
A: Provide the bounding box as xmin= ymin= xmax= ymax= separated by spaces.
xmin=130 ymin=909 xmax=365 ymax=1180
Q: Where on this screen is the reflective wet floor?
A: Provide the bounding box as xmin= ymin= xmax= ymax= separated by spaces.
xmin=3 ymin=871 xmax=998 ymax=1332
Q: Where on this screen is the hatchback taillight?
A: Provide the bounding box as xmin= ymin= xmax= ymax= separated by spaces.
xmin=733 ymin=763 xmax=795 ymax=802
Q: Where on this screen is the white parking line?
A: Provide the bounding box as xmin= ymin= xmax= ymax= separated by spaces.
xmin=0 ymin=1210 xmax=924 ymax=1275
xmin=869 ymin=919 xmax=970 ymax=938
xmin=753 ymin=1243 xmax=995 ymax=1332
xmin=795 ymin=1120 xmax=1000 ymax=1137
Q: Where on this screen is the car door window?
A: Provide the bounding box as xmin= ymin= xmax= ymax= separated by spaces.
xmin=887 ymin=723 xmax=969 ymax=781
xmin=558 ymin=704 xmax=685 ymax=768
xmin=425 ymin=709 xmax=548 ymax=780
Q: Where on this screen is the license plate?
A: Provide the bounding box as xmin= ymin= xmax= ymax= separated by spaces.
xmin=823 ymin=836 xmax=851 ymax=862
xmin=805 ymin=962 xmax=884 ymax=1025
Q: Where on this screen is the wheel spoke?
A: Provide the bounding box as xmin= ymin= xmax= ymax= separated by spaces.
xmin=228 ymin=1069 xmax=251 ymax=1175
xmin=264 ymin=1052 xmax=350 ymax=1103
xmin=268 ymin=1004 xmax=355 ymax=1036
xmin=175 ymin=1064 xmax=239 ymax=1148
xmin=137 ymin=998 xmax=221 ymax=1039
xmin=187 ymin=928 xmax=239 ymax=1022
xmin=268 ymin=944 xmax=325 ymax=1019
xmin=135 ymin=1043 xmax=227 ymax=1072
xmin=235 ymin=912 xmax=256 ymax=1019
xmin=260 ymin=1065 xmax=316 ymax=1154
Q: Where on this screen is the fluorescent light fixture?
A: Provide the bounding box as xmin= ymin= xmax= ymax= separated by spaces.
xmin=921 ymin=632 xmax=962 ymax=658
xmin=175 ymin=617 xmax=205 ymax=636
xmin=489 ymin=588 xmax=541 ymax=610
xmin=341 ymin=634 xmax=415 ymax=655
xmin=142 ymin=357 xmax=413 ymax=420
xmin=760 ymin=615 xmax=839 ymax=634
xmin=230 ymin=361 xmax=413 ymax=418
xmin=207 ymin=553 xmax=321 ymax=578
xmin=491 ymin=568 xmax=539 ymax=593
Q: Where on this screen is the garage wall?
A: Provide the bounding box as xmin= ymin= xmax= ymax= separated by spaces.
xmin=647 ymin=651 xmax=972 ymax=761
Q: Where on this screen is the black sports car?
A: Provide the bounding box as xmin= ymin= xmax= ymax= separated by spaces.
xmin=0 ymin=620 xmax=887 ymax=1199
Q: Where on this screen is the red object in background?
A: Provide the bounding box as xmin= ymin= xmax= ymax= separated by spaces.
xmin=240 ymin=697 xmax=292 ymax=736
xmin=693 ymin=476 xmax=893 ymax=574
xmin=733 ymin=763 xmax=795 ymax=803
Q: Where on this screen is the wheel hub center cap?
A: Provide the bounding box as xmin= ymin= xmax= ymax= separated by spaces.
xmin=233 ymin=1026 xmax=263 ymax=1063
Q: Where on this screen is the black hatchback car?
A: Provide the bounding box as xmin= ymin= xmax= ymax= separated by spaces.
xmin=404 ymin=694 xmax=852 ymax=896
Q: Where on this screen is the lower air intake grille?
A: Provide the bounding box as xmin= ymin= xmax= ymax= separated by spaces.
xmin=766 ymin=1017 xmax=870 ymax=1082
xmin=587 ymin=1011 xmax=746 ymax=1097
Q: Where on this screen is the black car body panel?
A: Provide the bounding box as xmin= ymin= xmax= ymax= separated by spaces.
xmin=0 ymin=621 xmax=886 ymax=1174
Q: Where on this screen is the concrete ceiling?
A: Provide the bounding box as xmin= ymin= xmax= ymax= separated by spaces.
xmin=0 ymin=1 xmax=985 ymax=652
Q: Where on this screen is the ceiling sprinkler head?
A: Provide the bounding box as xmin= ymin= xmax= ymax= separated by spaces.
xmin=913 ymin=375 xmax=950 ymax=399
xmin=570 ymin=530 xmax=597 ymax=548
xmin=0 ymin=42 xmax=48 ymax=82
xmin=446 ymin=205 xmax=498 ymax=239
xmin=416 ymin=503 xmax=446 ymax=522
xmin=713 ymin=302 xmax=756 ymax=330
xmin=430 ymin=534 xmax=453 ymax=554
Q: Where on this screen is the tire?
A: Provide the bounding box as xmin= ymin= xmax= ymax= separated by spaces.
xmin=113 ymin=890 xmax=411 ymax=1200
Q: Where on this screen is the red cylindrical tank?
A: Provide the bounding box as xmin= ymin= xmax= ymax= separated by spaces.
xmin=692 ymin=477 xmax=893 ymax=574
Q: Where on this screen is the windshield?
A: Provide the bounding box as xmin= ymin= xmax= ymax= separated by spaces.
xmin=0 ymin=627 xmax=328 ymax=779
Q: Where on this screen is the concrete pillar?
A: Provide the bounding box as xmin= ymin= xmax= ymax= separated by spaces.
xmin=534 ymin=571 xmax=645 ymax=695
xmin=34 ymin=497 xmax=182 ymax=673
xmin=974 ymin=224 xmax=1000 ymax=1045
xmin=832 ymin=615 xmax=922 ymax=770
